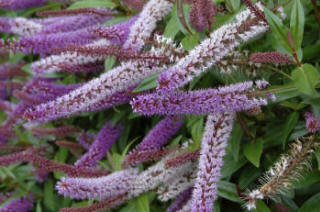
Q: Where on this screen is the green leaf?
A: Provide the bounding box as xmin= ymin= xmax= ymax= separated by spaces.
xmin=163 ymin=10 xmax=180 ymax=39
xmin=263 ymin=7 xmax=291 ymax=52
xmin=315 ymin=148 xmax=320 ymax=171
xmin=293 ymin=170 xmax=320 ymax=188
xmin=244 ymin=139 xmax=263 ymax=168
xmin=225 ymin=0 xmax=240 ymax=12
xmin=68 ymin=0 xmax=116 ymax=9
xmin=105 ymin=56 xmax=116 ymax=72
xmin=217 ymin=181 xmax=242 ymax=203
xmin=133 ymin=73 xmax=159 ymax=93
xmin=54 ymin=147 xmax=68 ymax=179
xmin=298 ymin=193 xmax=320 ymax=212
xmin=36 ymin=201 xmax=42 ymax=212
xmin=252 ymin=200 xmax=271 ymax=212
xmin=291 ymin=64 xmax=320 ymax=96
xmin=221 ymin=155 xmax=247 ymax=178
xmin=290 ymin=0 xmax=305 ymax=49
xmin=112 ymin=152 xmax=124 ymax=171
xmin=171 ymin=3 xmax=193 ymax=35
xmin=181 ymin=33 xmax=199 ymax=50
xmin=188 ymin=116 xmax=204 ymax=149
xmin=134 ymin=193 xmax=150 ymax=212
xmin=238 ymin=166 xmax=261 ymax=189
xmin=272 ymin=85 xmax=299 ymax=102
xmin=227 ymin=122 xmax=243 ymax=161
xmin=44 ymin=179 xmax=57 ymax=211
xmin=281 ymin=111 xmax=299 ymax=148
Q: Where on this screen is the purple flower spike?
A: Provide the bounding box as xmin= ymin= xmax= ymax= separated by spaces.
xmin=131 ymin=81 xmax=269 ymax=116
xmin=0 ymin=195 xmax=33 ymax=212
xmin=189 ymin=0 xmax=215 ymax=31
xmin=24 ymin=87 xmax=132 ymax=122
xmin=123 ymin=0 xmax=174 ymax=50
xmin=56 ymin=169 xmax=138 ymax=200
xmin=167 ymin=187 xmax=193 ymax=212
xmin=7 ymin=27 xmax=98 ymax=55
xmin=191 ymin=113 xmax=234 ymax=212
xmin=77 ymin=132 xmax=96 ymax=150
xmin=135 ymin=115 xmax=184 ymax=151
xmin=0 ymin=62 xmax=26 ymax=79
xmin=305 ymin=112 xmax=320 ymax=133
xmin=12 ymin=78 xmax=82 ymax=117
xmin=39 ymin=14 xmax=111 ymax=34
xmin=157 ymin=3 xmax=269 ymax=91
xmin=75 ymin=121 xmax=123 ymax=167
xmin=93 ymin=15 xmax=139 ymax=45
xmin=0 ymin=0 xmax=46 ymax=10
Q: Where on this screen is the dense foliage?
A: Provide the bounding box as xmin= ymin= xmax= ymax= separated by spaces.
xmin=0 ymin=0 xmax=320 ymax=211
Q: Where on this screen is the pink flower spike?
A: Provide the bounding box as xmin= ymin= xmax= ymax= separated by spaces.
xmin=305 ymin=112 xmax=320 ymax=133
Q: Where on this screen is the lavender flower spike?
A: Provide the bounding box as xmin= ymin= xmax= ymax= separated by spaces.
xmin=131 ymin=81 xmax=269 ymax=116
xmin=56 ymin=169 xmax=138 ymax=200
xmin=23 ymin=0 xmax=177 ymax=122
xmin=158 ymin=3 xmax=269 ymax=90
xmin=75 ymin=121 xmax=123 ymax=167
xmin=305 ymin=112 xmax=320 ymax=133
xmin=7 ymin=27 xmax=98 ymax=55
xmin=93 ymin=15 xmax=139 ymax=46
xmin=157 ymin=165 xmax=196 ymax=202
xmin=0 ymin=17 xmax=42 ymax=36
xmin=30 ymin=39 xmax=110 ymax=74
xmin=191 ymin=113 xmax=234 ymax=212
xmin=135 ymin=116 xmax=184 ymax=151
xmin=0 ymin=0 xmax=46 ymax=10
xmin=123 ymin=0 xmax=174 ymax=50
xmin=0 ymin=195 xmax=33 ymax=212
xmin=24 ymin=61 xmax=165 ymax=122
xmin=166 ymin=187 xmax=193 ymax=212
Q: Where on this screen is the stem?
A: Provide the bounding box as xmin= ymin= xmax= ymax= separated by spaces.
xmin=287 ymin=30 xmax=302 ymax=67
xmin=236 ymin=114 xmax=255 ymax=140
xmin=264 ymin=65 xmax=293 ymax=80
xmin=250 ymin=85 xmax=296 ymax=96
xmin=177 ymin=0 xmax=193 ymax=35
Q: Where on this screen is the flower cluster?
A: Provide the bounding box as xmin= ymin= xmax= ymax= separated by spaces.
xmin=189 ymin=0 xmax=215 ymax=31
xmin=157 ymin=3 xmax=269 ymax=91
xmin=0 ymin=195 xmax=33 ymax=212
xmin=191 ymin=113 xmax=234 ymax=211
xmin=305 ymin=112 xmax=320 ymax=133
xmin=1 ymin=0 xmax=318 ymax=212
xmin=75 ymin=121 xmax=123 ymax=167
xmin=131 ymin=81 xmax=270 ymax=116
xmin=245 ymin=138 xmax=319 ymax=210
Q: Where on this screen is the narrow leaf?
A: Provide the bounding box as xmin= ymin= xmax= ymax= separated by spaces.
xmin=290 ymin=0 xmax=305 ymax=49
xmin=281 ymin=111 xmax=299 ymax=148
xmin=263 ymin=7 xmax=291 ymax=52
xmin=298 ymin=193 xmax=320 ymax=212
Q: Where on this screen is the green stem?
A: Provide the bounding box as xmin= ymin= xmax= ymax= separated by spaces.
xmin=264 ymin=65 xmax=293 ymax=80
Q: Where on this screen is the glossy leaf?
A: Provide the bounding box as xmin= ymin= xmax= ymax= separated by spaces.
xmin=244 ymin=139 xmax=263 ymax=168
xmin=133 ymin=73 xmax=159 ymax=93
xmin=290 ymin=0 xmax=305 ymax=49
xmin=217 ymin=181 xmax=242 ymax=203
xmin=134 ymin=193 xmax=150 ymax=212
xmin=68 ymin=0 xmax=116 ymax=9
xmin=298 ymin=193 xmax=320 ymax=212
xmin=291 ymin=64 xmax=320 ymax=96
xmin=281 ymin=111 xmax=299 ymax=148
xmin=264 ymin=7 xmax=291 ymax=52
